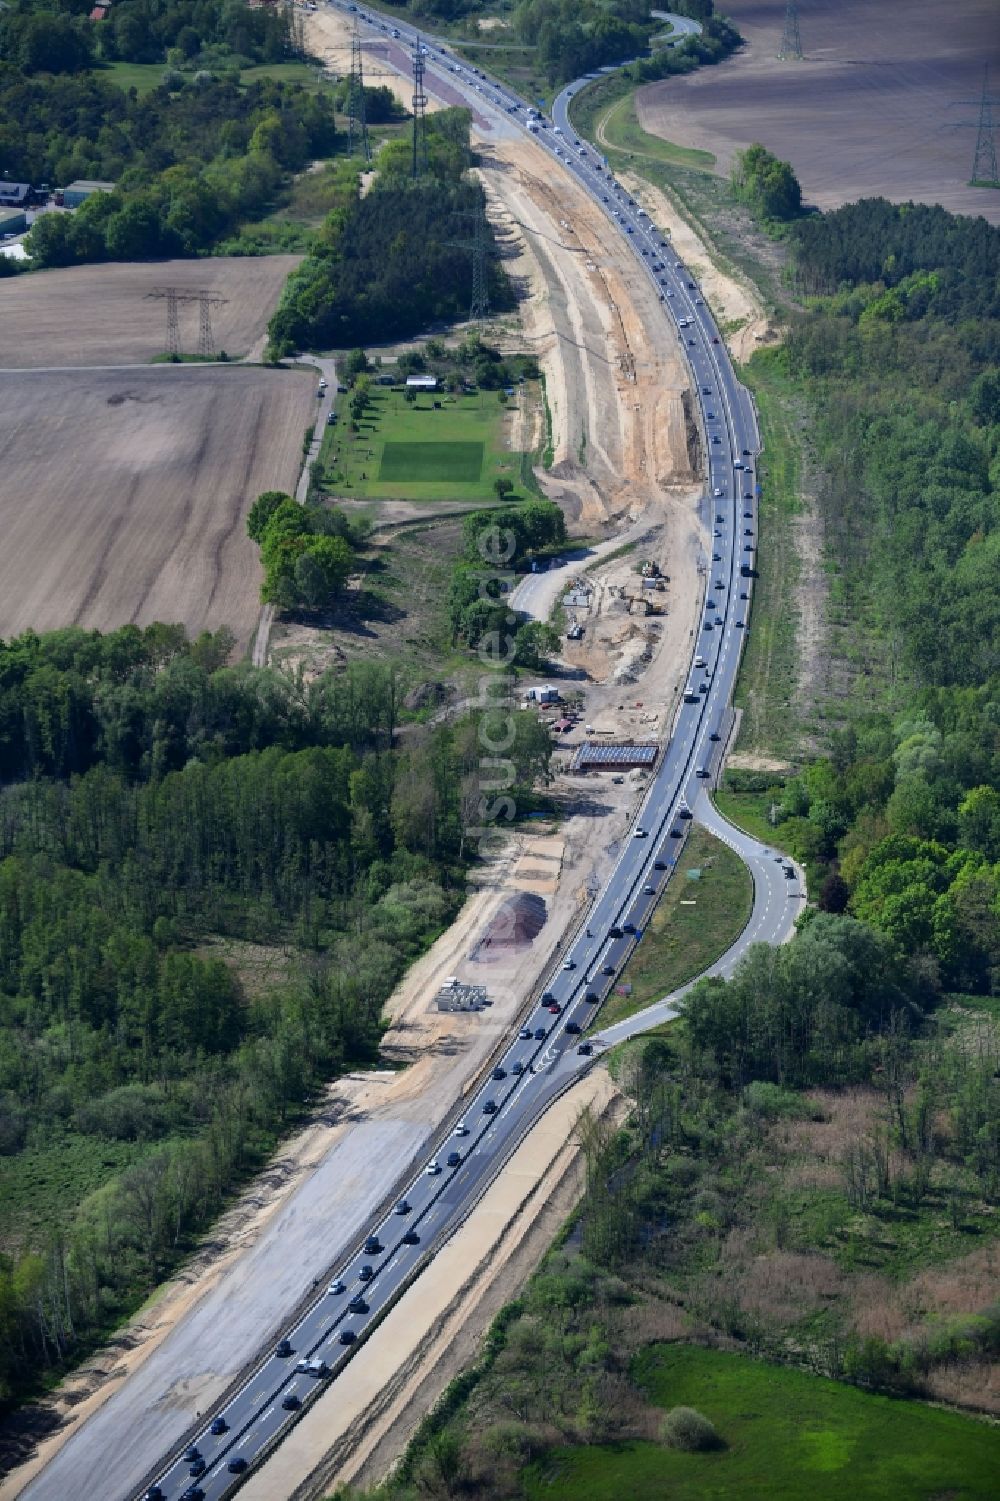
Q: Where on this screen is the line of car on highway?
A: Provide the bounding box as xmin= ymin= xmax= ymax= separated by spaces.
xmin=138 ymin=18 xmax=759 ymax=1501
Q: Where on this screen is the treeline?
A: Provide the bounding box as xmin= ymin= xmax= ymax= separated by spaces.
xmin=684 ymin=913 xmax=930 ymax=1088
xmin=726 ymin=695 xmax=999 ymax=995
xmin=513 ymin=0 xmax=652 ymax=88
xmin=731 ymin=142 xmax=802 ymax=223
xmin=734 ymin=199 xmax=1000 ymax=990
xmin=0 ymin=0 xmax=294 ymax=74
xmin=622 ymin=11 xmax=740 ymax=86
xmin=247 ymin=491 xmax=358 ymax=610
xmin=0 ymin=623 xmax=552 ymax=1404
xmin=449 ymin=500 xmax=566 ymax=665
xmin=791 ymin=197 xmax=1000 ymax=316
xmin=0 ymin=623 xmax=405 ymax=783
xmin=12 ymin=69 xmax=335 ymax=264
xmin=268 ymin=110 xmax=514 ymax=357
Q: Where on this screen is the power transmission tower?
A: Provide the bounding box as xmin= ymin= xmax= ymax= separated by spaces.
xmin=778 ymin=0 xmax=802 ymax=61
xmin=146 ymin=288 xmax=228 ymax=358
xmin=283 ymin=0 xmax=303 ymax=57
xmin=946 ymin=65 xmax=1000 ymax=187
xmin=972 ymin=63 xmax=998 ymax=185
xmin=198 ymin=292 xmax=227 ymax=357
xmin=348 ymin=26 xmax=371 ymax=165
xmin=162 ymin=288 xmax=180 ymax=357
xmin=469 ymin=193 xmax=490 ymax=323
xmin=412 ymin=43 xmax=428 ymax=180
xmin=446 ymin=189 xmax=492 ymax=325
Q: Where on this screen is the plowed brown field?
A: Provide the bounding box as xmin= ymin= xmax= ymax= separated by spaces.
xmin=0 ymin=255 xmax=301 ymax=369
xmin=637 ymin=0 xmax=1000 ymax=224
xmin=0 ymin=366 xmax=314 ymax=650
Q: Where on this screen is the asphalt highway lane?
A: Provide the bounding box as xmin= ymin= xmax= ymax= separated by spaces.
xmin=120 ymin=19 xmax=802 ymax=1501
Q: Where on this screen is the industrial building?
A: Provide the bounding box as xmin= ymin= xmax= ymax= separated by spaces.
xmin=570 ymin=741 xmax=659 ymax=773
xmin=0 ymin=181 xmax=30 ymax=209
xmin=62 ymin=179 xmax=115 ymax=208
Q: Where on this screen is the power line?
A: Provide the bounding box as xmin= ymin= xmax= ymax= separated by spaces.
xmin=146 ymin=288 xmax=228 ymax=359
xmin=348 ymin=26 xmax=371 ymax=165
xmin=148 ymin=287 xmax=180 ymax=357
xmin=446 ymin=188 xmax=493 ymax=326
xmin=777 ymin=0 xmax=802 ymax=61
xmin=412 ymin=42 xmax=428 ymax=180
xmin=469 ymin=193 xmax=490 ymax=324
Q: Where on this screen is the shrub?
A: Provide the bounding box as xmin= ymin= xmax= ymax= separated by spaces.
xmin=661 ymin=1405 xmax=721 ymax=1451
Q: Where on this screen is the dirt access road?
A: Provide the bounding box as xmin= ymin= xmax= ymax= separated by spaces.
xmin=637 ymin=0 xmax=1000 ymax=224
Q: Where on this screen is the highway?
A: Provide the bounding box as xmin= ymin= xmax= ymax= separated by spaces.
xmin=90 ymin=18 xmax=799 ymax=1501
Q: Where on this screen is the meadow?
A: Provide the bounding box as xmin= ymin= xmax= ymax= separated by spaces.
xmin=526 ymin=1344 xmax=1000 ymax=1501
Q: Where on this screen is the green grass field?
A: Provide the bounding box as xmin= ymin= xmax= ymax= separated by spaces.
xmin=526 ymin=1345 xmax=1000 ymax=1501
xmin=319 ymin=387 xmax=526 ymax=502
xmin=379 ymin=440 xmax=484 ymax=483
xmin=569 ymin=75 xmax=715 ymax=175
xmin=96 ymin=60 xmax=327 ymax=96
xmin=599 ymin=826 xmax=752 ymax=1029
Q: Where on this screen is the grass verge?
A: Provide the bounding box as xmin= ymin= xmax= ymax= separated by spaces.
xmin=525 ymin=1344 xmax=1000 ymax=1501
xmin=599 ymin=825 xmax=752 ymax=1028
xmin=733 ymin=347 xmax=806 ymax=758
xmin=95 ymin=60 xmax=328 ymax=96
xmin=592 ymin=85 xmax=716 ymax=172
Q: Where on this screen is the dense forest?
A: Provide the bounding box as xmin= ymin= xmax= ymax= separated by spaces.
xmin=11 ymin=68 xmax=336 ymax=264
xmin=723 ymin=200 xmax=1000 ymax=1000
xmin=0 ymin=0 xmax=295 ymax=74
xmin=0 ymin=624 xmax=550 ymax=1405
xmin=267 ymin=109 xmax=515 ymax=356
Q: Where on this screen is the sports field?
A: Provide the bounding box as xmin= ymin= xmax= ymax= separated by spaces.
xmin=379 ymin=440 xmax=484 ymax=483
xmin=318 ymin=387 xmax=527 ymax=501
